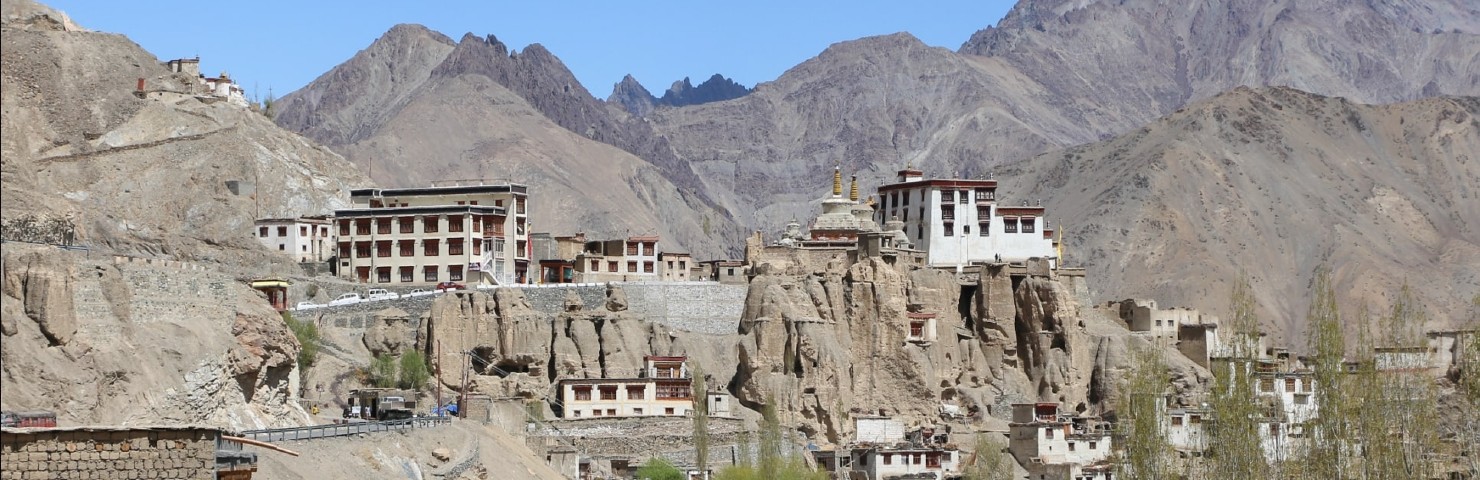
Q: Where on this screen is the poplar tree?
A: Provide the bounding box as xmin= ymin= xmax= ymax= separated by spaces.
xmin=691 ymin=364 xmax=710 ymax=472
xmin=1115 ymin=345 xmax=1174 ymax=479
xmin=962 ymin=433 xmax=1014 ymax=480
xmin=1206 ymin=277 xmax=1270 ymax=479
xmin=1359 ymin=286 xmax=1437 ymax=479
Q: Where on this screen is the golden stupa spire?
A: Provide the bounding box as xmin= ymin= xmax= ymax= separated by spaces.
xmin=849 ymin=175 xmax=859 ymax=202
xmin=832 ymin=165 xmax=842 ymax=197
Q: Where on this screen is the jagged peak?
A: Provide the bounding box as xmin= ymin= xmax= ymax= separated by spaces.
xmin=379 ymin=23 xmax=455 ymax=46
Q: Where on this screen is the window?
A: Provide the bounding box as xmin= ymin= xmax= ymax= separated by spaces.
xmin=593 ymin=409 xmax=604 ymax=417
xmin=301 ymin=245 xmax=307 ymax=252
xmin=1270 ymin=423 xmax=1280 ymax=435
xmin=424 ymin=239 xmax=440 ymax=257
xmin=664 ymin=408 xmax=675 ymax=415
xmin=481 ymin=216 xmax=494 ymax=233
xmin=574 ymin=386 xmax=592 ymax=401
xmin=277 ymin=226 xmax=288 ymax=236
xmin=448 ymin=216 xmax=464 ymax=233
xmin=399 ymin=217 xmax=414 ymax=234
xmin=644 ymin=242 xmax=655 ymax=255
xmin=355 ymin=242 xmax=371 ymax=258
xmin=278 ymin=244 xmax=285 ymax=251
xmin=606 ymin=409 xmax=616 ymax=416
xmin=628 ymin=261 xmax=637 ymax=273
xmin=338 ymin=242 xmax=350 ymax=258
xmin=1294 ymin=394 xmax=1309 ymax=405
xmin=1089 ymin=442 xmax=1098 ymax=450
xmin=656 ymin=383 xmax=688 ymax=400
xmin=902 ymin=210 xmax=908 ymax=222
xmin=667 ymin=261 xmax=674 ymax=270
xmin=963 ymin=225 xmax=971 ymax=235
xmin=1260 ymin=378 xmax=1275 ymax=392
xmin=399 ymin=240 xmax=414 ymax=257
xmin=1022 ymin=218 xmax=1036 ymax=233
xmin=258 ymin=226 xmax=268 ymax=237
xmin=377 ymin=218 xmax=391 ymax=235
xmin=979 ymin=222 xmax=990 ymax=236
xmin=1285 ymin=378 xmax=1296 ymax=392
xmin=1045 ymin=427 xmax=1055 ymax=439
xmin=633 ymin=408 xmax=643 ymax=415
xmin=627 ymin=385 xmax=646 ymax=399
xmin=321 ymin=226 xmax=328 ymax=236
xmin=883 ymin=454 xmax=892 ymax=465
xmin=423 ymin=216 xmax=439 ymax=233
xmin=456 ymin=201 xmax=465 ymax=205
xmin=469 ymin=201 xmax=477 ymax=205
xmin=339 ymin=219 xmax=350 ymax=236
xmin=517 ymin=198 xmax=526 ymax=215
xmin=600 ymin=386 xmax=617 ymax=401
xmin=909 ymin=321 xmax=924 ymax=338
xmin=377 ymin=267 xmax=391 ymax=283
xmin=472 ymin=216 xmax=481 ymax=232
xmin=727 ymin=268 xmax=736 ymax=276
xmin=591 ymin=260 xmax=600 ymax=272
xmin=355 ymin=267 xmax=370 ymax=283
xmin=516 ymin=240 xmax=527 ymax=257
xmin=449 ymin=265 xmax=463 ymax=282
xmin=572 ymin=410 xmax=581 ymax=417
xmin=376 ymin=241 xmax=391 ymax=257
xmin=976 ymin=189 xmax=993 ymax=202
xmin=1190 ymin=415 xmax=1202 ymax=424
xmin=627 ymin=242 xmax=639 ymax=255
xmin=942 ymin=190 xmax=954 ymax=203
xmin=1172 ymin=416 xmax=1184 ymax=426
xmin=958 ymin=190 xmax=969 ymax=204
xmin=903 ymin=191 xmax=910 ymax=206
xmin=424 ymin=266 xmax=439 ymax=283
xmin=1005 ymin=219 xmax=1018 ymax=233
xmin=943 ymin=222 xmax=954 ymax=236
xmin=472 ymin=238 xmax=481 ymax=255
xmin=356 ymin=220 xmax=370 ymax=235
xmin=608 ymin=261 xmax=618 ymax=272
xmin=644 ymin=261 xmax=654 ymax=273
xmin=449 ymin=239 xmax=464 ymax=256
xmin=400 ymin=267 xmax=413 ymax=283
xmin=1156 ymin=320 xmax=1163 ymax=327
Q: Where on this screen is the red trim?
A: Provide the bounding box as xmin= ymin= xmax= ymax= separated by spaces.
xmin=644 ymin=355 xmax=687 ymax=362
xmin=906 ymin=312 xmax=937 ymax=319
xmin=996 ymin=207 xmax=1045 ymax=215
xmin=878 ymin=179 xmax=998 ymax=192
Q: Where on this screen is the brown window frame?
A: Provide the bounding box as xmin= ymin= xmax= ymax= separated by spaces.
xmin=448 ymin=238 xmax=464 ymax=256
xmin=448 ymin=265 xmax=463 ymax=282
xmin=399 ymin=217 xmax=415 ymax=234
xmin=424 ymin=265 xmax=438 ymax=283
xmin=423 ymin=216 xmax=439 ymax=233
xmin=400 ymin=266 xmax=414 ymax=283
xmin=424 ymin=239 xmax=440 ymax=257
xmin=399 ymin=240 xmax=414 ymax=257
xmin=448 ymin=216 xmax=464 ymax=233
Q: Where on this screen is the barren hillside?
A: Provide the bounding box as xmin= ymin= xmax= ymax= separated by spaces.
xmin=999 ymin=87 xmax=1480 ymax=341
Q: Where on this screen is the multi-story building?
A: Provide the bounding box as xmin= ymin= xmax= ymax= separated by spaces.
xmin=253 ymin=216 xmax=333 ymax=262
xmin=658 ymin=252 xmax=693 ymax=282
xmin=814 ymin=417 xmax=963 ymax=480
xmin=556 ymin=356 xmax=693 ymax=419
xmin=875 ymin=166 xmax=1056 ymax=269
xmin=1008 ymin=403 xmax=1114 ymax=480
xmin=571 ymin=236 xmax=660 ymax=283
xmin=333 ymin=183 xmax=530 ymax=285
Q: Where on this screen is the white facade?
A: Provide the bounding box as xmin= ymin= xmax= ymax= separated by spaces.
xmin=557 ymin=356 xmax=693 ymax=419
xmin=853 ymin=416 xmax=907 ymax=444
xmin=1008 ymin=404 xmax=1113 ymax=479
xmin=573 ymin=236 xmax=660 ymax=282
xmin=335 ymin=184 xmax=529 ymax=285
xmin=1164 ymin=408 xmax=1210 ymax=453
xmin=254 ymin=217 xmax=332 ymax=262
xmin=875 ymin=169 xmax=1056 ymax=268
xmin=658 ymin=252 xmax=693 ymax=282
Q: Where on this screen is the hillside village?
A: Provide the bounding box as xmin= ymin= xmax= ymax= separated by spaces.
xmin=1 ymin=0 xmax=1478 ymax=479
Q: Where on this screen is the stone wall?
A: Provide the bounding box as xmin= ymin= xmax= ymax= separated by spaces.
xmin=0 ymin=427 xmax=221 ymax=480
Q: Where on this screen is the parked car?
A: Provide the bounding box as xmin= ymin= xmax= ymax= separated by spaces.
xmin=328 ymin=292 xmax=364 ymax=307
xmin=366 ymin=288 xmax=400 ymax=301
xmin=435 ymin=282 xmax=466 ymax=291
xmin=407 ymin=288 xmax=435 ymax=297
xmin=294 ymin=301 xmax=323 ymax=311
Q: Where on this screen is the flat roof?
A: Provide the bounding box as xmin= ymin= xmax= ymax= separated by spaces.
xmin=351 ymin=184 xmax=527 ymax=197
xmin=333 ymin=205 xmax=506 ymax=218
xmin=558 ymin=377 xmax=692 ymax=385
xmin=877 ymin=179 xmax=998 ymax=192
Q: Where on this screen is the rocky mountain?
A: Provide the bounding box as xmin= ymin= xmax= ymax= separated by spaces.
xmin=274 ymin=28 xmax=744 ymax=259
xmin=1 ymin=0 xmax=367 ymax=428
xmin=997 ymin=87 xmax=1480 ymax=342
xmin=605 ymin=73 xmax=752 ymax=117
xmin=275 ymin=0 xmax=1477 ymax=328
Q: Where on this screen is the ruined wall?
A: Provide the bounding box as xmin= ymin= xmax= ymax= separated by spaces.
xmin=0 ymin=428 xmax=220 ymax=480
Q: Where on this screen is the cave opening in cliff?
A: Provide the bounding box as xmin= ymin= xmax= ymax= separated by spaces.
xmin=958 ymin=284 xmax=978 ymax=330
xmin=470 ymin=346 xmax=495 ymax=374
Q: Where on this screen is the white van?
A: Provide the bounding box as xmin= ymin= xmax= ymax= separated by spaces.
xmin=329 ymin=293 xmax=364 ymax=306
xmin=366 ymin=288 xmax=399 ymax=301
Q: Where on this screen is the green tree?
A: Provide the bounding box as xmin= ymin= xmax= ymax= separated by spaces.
xmin=1206 ymin=277 xmax=1270 ymax=479
xmin=635 ymin=458 xmax=684 ymax=480
xmin=962 ymin=433 xmax=1014 ymax=480
xmin=1357 ymin=285 xmax=1437 ymax=479
xmin=1115 ymin=345 xmax=1173 ymax=480
xmin=758 ymin=397 xmax=784 ymax=478
xmin=370 ymin=354 xmax=398 ymax=388
xmin=282 ymin=311 xmax=319 ymax=370
xmin=691 ymin=364 xmax=710 ymax=472
xmin=1303 ymin=267 xmax=1352 ymax=479
xmin=398 ymin=350 xmax=430 ymax=391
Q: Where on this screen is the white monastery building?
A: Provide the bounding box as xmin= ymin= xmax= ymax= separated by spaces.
xmin=875 ymin=166 xmax=1057 ymax=269
xmin=253 ymin=216 xmax=332 ymax=262
xmin=334 ymin=183 xmax=530 ymax=285
xmin=556 ymin=356 xmax=694 ymax=419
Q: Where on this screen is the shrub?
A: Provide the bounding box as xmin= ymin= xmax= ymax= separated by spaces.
xmin=370 ymin=354 xmax=398 ymax=388
xmin=282 ymin=312 xmax=319 ymax=369
xmin=634 ymin=458 xmax=683 ymax=480
xmin=398 ymin=351 xmax=430 ymax=391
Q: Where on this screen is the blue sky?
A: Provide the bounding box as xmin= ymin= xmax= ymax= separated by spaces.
xmin=47 ymin=1 xmax=1016 ymax=100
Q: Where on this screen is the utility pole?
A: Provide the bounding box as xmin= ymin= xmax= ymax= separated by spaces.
xmin=459 ymin=350 xmax=470 ymax=419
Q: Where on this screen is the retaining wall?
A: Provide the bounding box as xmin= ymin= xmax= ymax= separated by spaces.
xmin=0 ymin=427 xmax=220 ymax=480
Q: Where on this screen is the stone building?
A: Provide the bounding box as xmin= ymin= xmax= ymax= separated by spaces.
xmin=1007 ymin=403 xmax=1113 ymax=480
xmin=557 ymin=356 xmax=694 ymax=418
xmin=253 ymin=216 xmax=332 ymax=262
xmin=0 ymin=425 xmax=257 ymax=479
xmin=570 ymin=236 xmax=661 ymax=283
xmin=333 ymin=183 xmax=530 ymax=285
xmin=874 ymin=166 xmax=1057 ymax=269
xmin=814 ymin=417 xmax=963 ymax=480
xmin=165 ymin=57 xmax=247 ymax=107
xmin=658 ymin=252 xmax=693 ymax=282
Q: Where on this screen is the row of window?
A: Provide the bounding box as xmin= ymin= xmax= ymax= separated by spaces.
xmin=881 ymin=188 xmax=995 ymax=211
xmin=625 ymin=242 xmax=658 ymax=256
xmin=258 ymin=225 xmax=331 ymax=238
xmin=355 ymin=265 xmax=464 ymax=283
xmin=340 ymin=238 xmax=486 ymax=258
xmin=1257 ymin=377 xmax=1313 ymax=394
xmin=570 ymin=407 xmax=676 ymax=418
xmin=338 ymin=215 xmax=511 ymax=236
xmin=570 ymin=384 xmax=688 ymax=401
xmin=878 ymin=452 xmax=944 ymax=468
xmin=367 ymin=198 xmax=524 ymax=213
xmin=588 ymin=259 xmax=656 ymax=273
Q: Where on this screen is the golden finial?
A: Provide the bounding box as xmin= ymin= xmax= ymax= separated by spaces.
xmin=832 ymin=165 xmax=842 ymax=197
xmin=849 ymin=175 xmax=859 ymax=202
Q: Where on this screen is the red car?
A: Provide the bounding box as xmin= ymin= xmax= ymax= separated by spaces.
xmin=435 ymin=282 xmax=465 ymax=291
